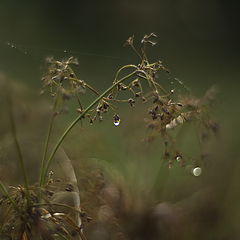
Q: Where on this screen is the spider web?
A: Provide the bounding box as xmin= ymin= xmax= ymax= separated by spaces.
xmin=0 ymin=39 xmax=189 ymax=92
xmin=0 ymin=39 xmax=121 ymax=62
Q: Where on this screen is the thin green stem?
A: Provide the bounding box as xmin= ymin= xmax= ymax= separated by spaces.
xmin=68 ymin=65 xmax=100 ymax=96
xmin=39 ymin=96 xmax=58 ymax=185
xmin=113 ymin=64 xmax=137 ymax=83
xmin=7 ymin=96 xmax=30 ymax=202
xmin=40 ymin=67 xmax=137 ymax=186
xmin=0 ymin=181 xmax=18 ymax=211
xmin=130 ymin=44 xmax=142 ymax=60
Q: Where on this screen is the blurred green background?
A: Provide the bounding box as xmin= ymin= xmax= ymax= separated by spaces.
xmin=0 ymin=1 xmax=240 ymax=239
xmin=0 ymin=0 xmax=239 ymax=122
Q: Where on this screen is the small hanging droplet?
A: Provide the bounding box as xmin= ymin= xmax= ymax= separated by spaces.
xmin=113 ymin=114 xmax=120 ymax=126
xmin=176 ymin=155 xmax=182 ymax=162
xmin=192 ymin=167 xmax=202 ymax=177
xmin=114 ymin=121 xmax=120 ymax=126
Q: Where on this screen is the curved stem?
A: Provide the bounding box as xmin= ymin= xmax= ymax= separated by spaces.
xmin=113 ymin=65 xmax=137 ymax=83
xmin=40 ymin=67 xmax=138 ymax=186
xmin=39 ymin=96 xmax=58 ymax=186
xmin=7 ymin=95 xmax=30 ymax=202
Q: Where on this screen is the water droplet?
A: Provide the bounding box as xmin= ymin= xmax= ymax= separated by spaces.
xmin=114 ymin=120 xmax=120 ymax=126
xmin=113 ymin=114 xmax=120 ymax=126
xmin=176 ymin=155 xmax=182 ymax=162
xmin=192 ymin=167 xmax=202 ymax=177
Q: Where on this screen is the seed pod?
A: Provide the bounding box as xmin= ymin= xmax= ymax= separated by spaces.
xmin=135 ymin=92 xmax=141 ymax=97
xmin=128 ymin=98 xmax=135 ymax=107
xmin=103 ymin=102 xmax=109 ymax=110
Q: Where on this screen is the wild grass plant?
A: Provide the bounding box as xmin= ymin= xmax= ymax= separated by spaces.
xmin=0 ymin=34 xmax=218 ymax=239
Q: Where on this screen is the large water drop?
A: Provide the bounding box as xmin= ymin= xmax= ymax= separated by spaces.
xmin=175 ymin=155 xmax=182 ymax=162
xmin=113 ymin=114 xmax=120 ymax=126
xmin=114 ymin=120 xmax=120 ymax=126
xmin=192 ymin=167 xmax=202 ymax=177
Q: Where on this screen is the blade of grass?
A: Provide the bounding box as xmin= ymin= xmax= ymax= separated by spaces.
xmin=7 ymin=94 xmax=30 ymax=202
xmin=38 ymin=96 xmax=58 ymax=185
xmin=0 ymin=181 xmax=18 ymax=211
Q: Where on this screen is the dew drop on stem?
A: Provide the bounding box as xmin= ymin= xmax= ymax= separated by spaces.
xmin=176 ymin=155 xmax=182 ymax=162
xmin=192 ymin=167 xmax=202 ymax=177
xmin=113 ymin=114 xmax=120 ymax=126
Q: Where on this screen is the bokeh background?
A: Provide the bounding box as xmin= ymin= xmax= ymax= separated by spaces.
xmin=0 ymin=1 xmax=240 ymax=239
xmin=0 ymin=1 xmax=238 ymax=89
xmin=0 ymin=0 xmax=239 ymax=128
xmin=0 ymin=0 xmax=239 ymax=125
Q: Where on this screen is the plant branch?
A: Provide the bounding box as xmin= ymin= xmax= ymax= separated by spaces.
xmin=40 ymin=66 xmax=137 ymax=186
